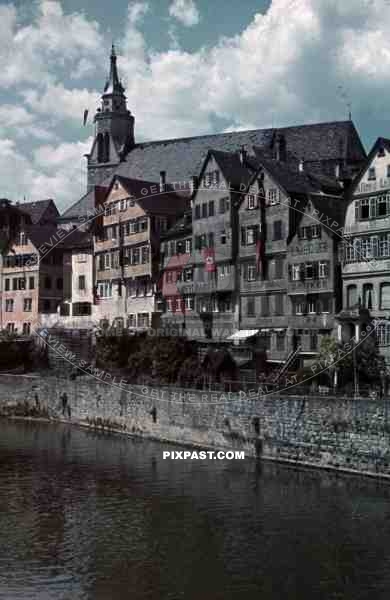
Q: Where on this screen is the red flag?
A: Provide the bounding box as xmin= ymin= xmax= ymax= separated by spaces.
xmin=203 ymin=247 xmax=216 ymax=272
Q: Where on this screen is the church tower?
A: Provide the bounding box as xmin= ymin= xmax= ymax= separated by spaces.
xmin=86 ymin=45 xmax=135 ymax=190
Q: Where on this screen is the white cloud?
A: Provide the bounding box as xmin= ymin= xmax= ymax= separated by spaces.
xmin=117 ymin=0 xmax=390 ymax=143
xmin=0 ymin=0 xmax=104 ymax=88
xmin=169 ymin=0 xmax=200 ymax=27
xmin=22 ymin=84 xmax=100 ymax=124
xmin=0 ymin=105 xmax=57 ymax=141
xmin=0 ymin=137 xmax=92 ymax=211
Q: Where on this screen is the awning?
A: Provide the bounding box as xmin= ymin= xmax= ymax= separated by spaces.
xmin=227 ymin=329 xmax=259 ymax=341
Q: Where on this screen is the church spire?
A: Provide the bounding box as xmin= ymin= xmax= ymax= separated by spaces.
xmin=103 ymin=43 xmax=125 ymax=96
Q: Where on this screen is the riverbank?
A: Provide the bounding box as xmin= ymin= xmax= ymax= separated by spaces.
xmin=1 ymin=374 xmax=390 ymax=480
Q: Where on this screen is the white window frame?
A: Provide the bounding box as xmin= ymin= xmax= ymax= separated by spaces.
xmin=247 ymin=194 xmax=257 ymax=210
xmin=247 ymin=264 xmax=256 ymax=282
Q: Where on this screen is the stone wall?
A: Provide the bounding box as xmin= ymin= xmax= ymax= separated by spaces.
xmin=1 ymin=374 xmax=390 ymax=477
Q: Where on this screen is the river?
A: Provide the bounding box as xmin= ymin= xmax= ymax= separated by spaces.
xmin=1 ymin=420 xmax=390 ymax=599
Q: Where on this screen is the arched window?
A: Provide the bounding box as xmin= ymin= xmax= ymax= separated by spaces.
xmin=347 ymin=284 xmax=357 ymax=309
xmin=104 ymin=132 xmax=110 ymax=163
xmin=97 ymin=133 xmax=104 ymax=163
xmin=363 ymin=283 xmax=374 ymax=310
xmin=380 ymin=283 xmax=390 ymax=310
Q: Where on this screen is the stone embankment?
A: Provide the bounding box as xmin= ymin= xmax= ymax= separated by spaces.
xmin=1 ymin=374 xmax=390 ymax=479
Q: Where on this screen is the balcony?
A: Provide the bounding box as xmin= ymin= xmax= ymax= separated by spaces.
xmin=288 ymin=279 xmax=331 ymax=294
xmin=241 ymin=277 xmax=286 ymax=293
xmin=191 ymin=269 xmax=236 ymax=294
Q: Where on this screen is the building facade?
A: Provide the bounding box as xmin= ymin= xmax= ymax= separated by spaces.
xmin=340 ymin=137 xmax=390 ymax=363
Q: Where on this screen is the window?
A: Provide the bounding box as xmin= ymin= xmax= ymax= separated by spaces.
xmin=347 ymin=284 xmax=358 ymax=309
xmin=299 ymin=225 xmax=321 ymax=240
xmin=132 ymin=248 xmax=140 ymax=265
xmin=387 ymin=165 xmax=390 ymax=178
xmin=273 ymin=220 xmax=282 ymax=241
xmin=137 ymin=313 xmax=149 ymax=328
xmin=23 ymin=298 xmax=32 ymax=312
xmin=363 ymin=283 xmax=374 ymax=310
xmin=247 ymin=194 xmax=257 ymax=210
xmin=43 ymin=276 xmax=51 ymax=290
xmin=29 ymin=277 xmax=35 ymax=290
xmin=268 ymin=188 xmax=278 ymax=204
xmin=22 ymin=323 xmax=31 ymax=335
xmin=322 ymin=297 xmax=330 ymax=313
xmin=377 ymin=195 xmax=388 ymax=217
xmin=310 ymin=333 xmax=318 ymax=351
xmin=381 ymin=283 xmax=390 ymax=310
xmin=305 ymin=263 xmax=313 ymax=279
xmin=56 ymin=277 xmax=63 ymax=290
xmin=104 ymin=203 xmax=116 ymax=216
xmin=220 ymin=230 xmax=227 ymax=245
xmin=13 ymin=278 xmax=25 ymax=291
xmin=183 ymin=268 xmax=193 ymax=282
xmin=208 ymin=232 xmax=214 ymax=248
xmin=73 ymin=302 xmax=92 ymax=316
xmin=247 ymin=297 xmax=255 ymax=317
xmin=295 ymin=301 xmax=306 ymax=315
xmin=274 ymin=294 xmax=284 ymax=315
xmin=292 ymin=264 xmax=301 ymax=281
xmin=185 ymin=239 xmax=192 ymax=254
xmin=128 ymin=314 xmax=136 ymax=328
xmin=247 ymin=264 xmax=256 ymax=282
xmin=195 ymin=205 xmax=200 ymax=220
xmin=208 ymin=201 xmax=214 ymax=216
xmin=377 ymin=322 xmax=390 ymax=347
xmin=243 ymin=225 xmax=258 ymax=246
xmin=6 ymin=323 xmax=15 ymax=333
xmin=219 ymin=197 xmax=229 ymax=214
xmin=274 ymin=258 xmax=283 ymax=279
xmin=97 ymin=281 xmax=112 ymax=298
xmin=307 ymin=296 xmax=317 ymax=314
xmin=141 ymin=246 xmax=149 ymax=264
xmin=368 ymin=167 xmax=376 ymax=180
xmin=202 ymin=203 xmax=207 ymax=218
xmin=276 ymin=332 xmax=285 ymax=351
xmin=78 ymin=275 xmax=86 ymax=290
xmin=17 ymin=231 xmax=26 ymax=245
xmin=4 ymin=279 xmax=9 ymax=291
xmin=5 ymin=299 xmax=14 ymax=312
xmin=119 ymin=198 xmax=128 ymax=211
xmin=319 ymin=262 xmax=328 ymax=278
xmin=261 ymin=295 xmax=270 ymax=316
xmin=139 ymin=219 xmax=148 ymax=232
xmin=219 ymin=264 xmax=231 ymax=277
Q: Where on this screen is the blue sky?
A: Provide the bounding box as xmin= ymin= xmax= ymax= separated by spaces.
xmin=0 ymin=0 xmax=390 ymax=212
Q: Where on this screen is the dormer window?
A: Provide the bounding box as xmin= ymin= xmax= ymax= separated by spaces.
xmin=368 ymin=167 xmax=376 ymax=181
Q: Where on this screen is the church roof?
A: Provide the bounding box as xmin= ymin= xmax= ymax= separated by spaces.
xmin=62 ymin=120 xmax=366 ymax=219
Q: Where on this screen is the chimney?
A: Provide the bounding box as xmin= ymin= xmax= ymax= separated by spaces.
xmin=299 ymin=159 xmax=304 ymax=172
xmin=239 ymin=146 xmax=247 ymax=165
xmin=276 ymin=134 xmax=286 ymax=162
xmin=159 ymin=171 xmax=166 ymax=193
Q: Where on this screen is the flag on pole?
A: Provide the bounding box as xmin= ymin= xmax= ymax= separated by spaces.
xmin=83 ymin=109 xmax=89 ymax=126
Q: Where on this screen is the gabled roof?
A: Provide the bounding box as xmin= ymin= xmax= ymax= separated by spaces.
xmin=19 ymin=199 xmax=59 ymax=224
xmin=208 ymin=149 xmax=253 ymax=188
xmin=63 ymin=120 xmax=366 ymax=219
xmin=111 ymin=175 xmax=189 ymax=216
xmin=349 ymin=136 xmax=390 ymax=195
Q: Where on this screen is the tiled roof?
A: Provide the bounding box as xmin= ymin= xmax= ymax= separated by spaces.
xmin=252 ymin=148 xmax=343 ymax=195
xmin=210 ymin=149 xmax=253 ymax=187
xmin=115 ymin=175 xmax=189 ymax=215
xmin=19 ymin=199 xmax=58 ymax=224
xmin=63 ymin=120 xmax=366 ymax=219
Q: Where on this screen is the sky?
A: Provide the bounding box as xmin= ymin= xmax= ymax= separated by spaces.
xmin=1 ymin=0 xmax=390 ymax=212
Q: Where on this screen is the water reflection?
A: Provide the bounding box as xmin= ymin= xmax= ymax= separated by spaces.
xmin=0 ymin=421 xmax=390 ymax=599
